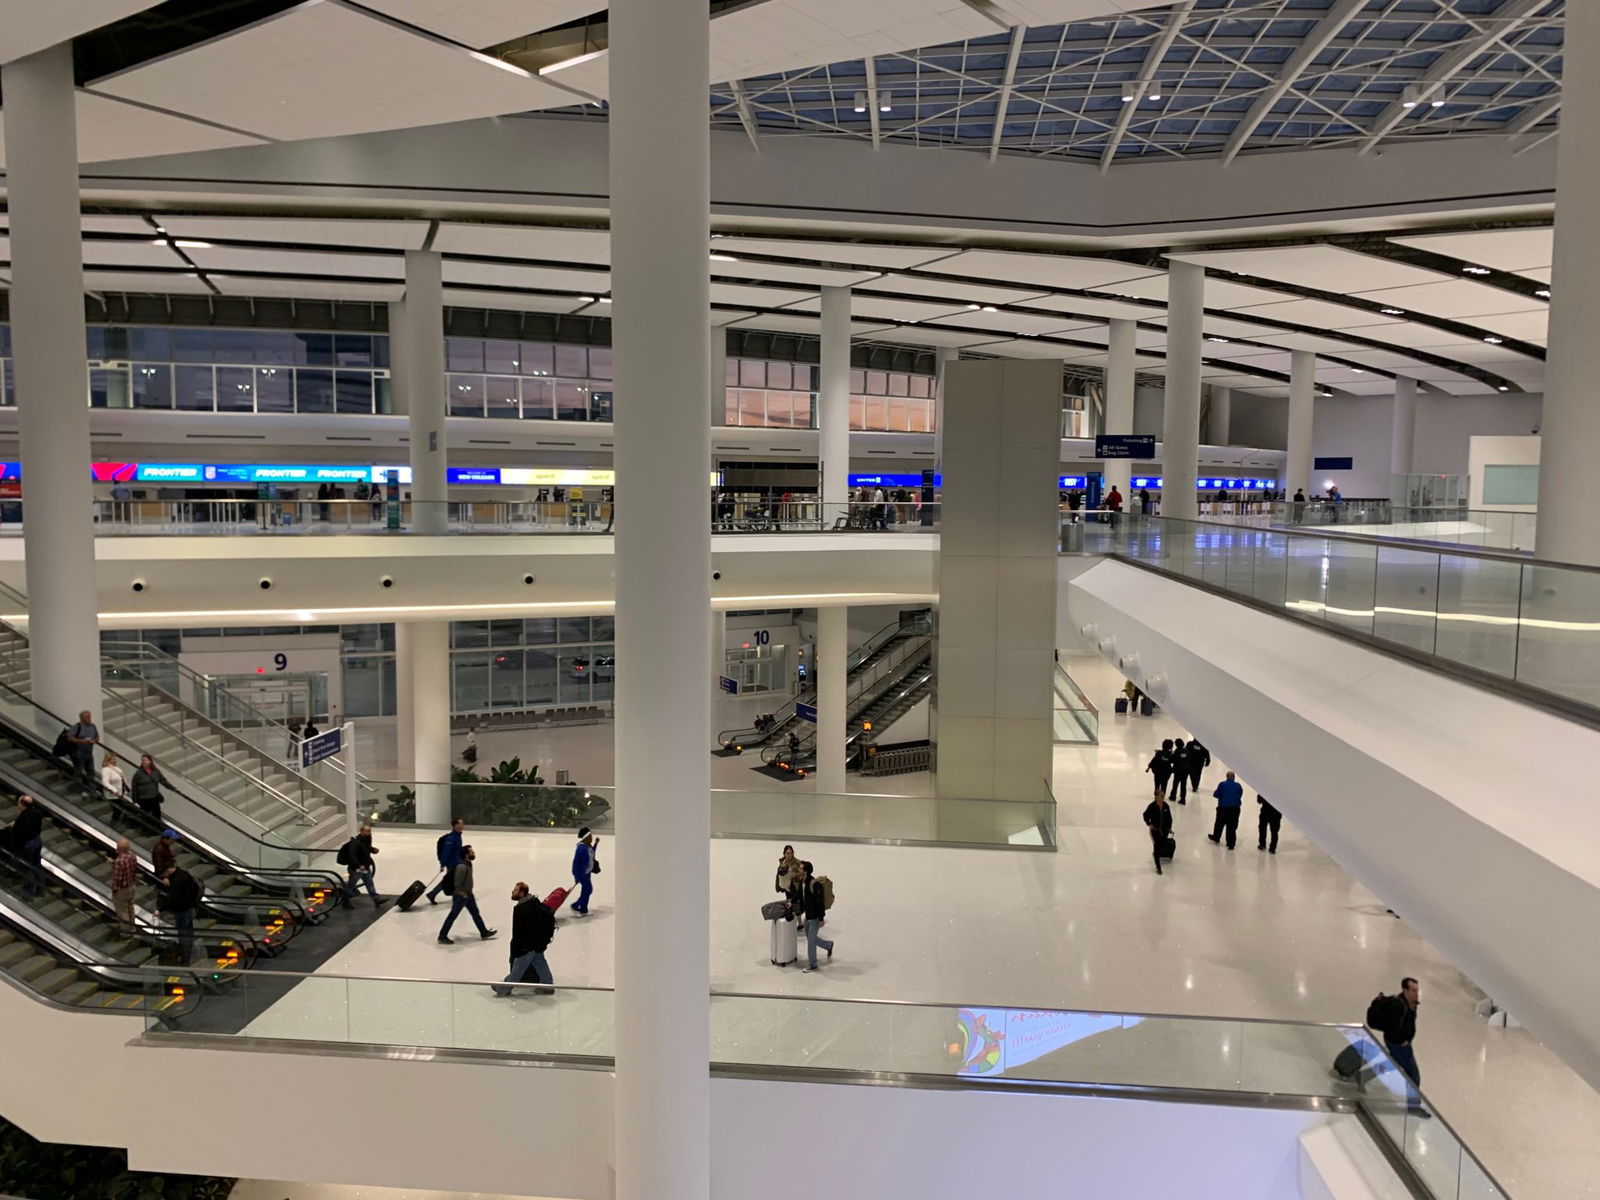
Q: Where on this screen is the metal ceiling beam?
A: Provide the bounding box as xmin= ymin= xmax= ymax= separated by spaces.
xmin=728 ymin=79 xmax=762 ymax=153
xmin=1358 ymin=0 xmax=1552 ymax=155
xmin=1099 ymin=0 xmax=1195 ymax=172
xmin=989 ymin=24 xmax=1026 ymax=162
xmin=1218 ymin=0 xmax=1370 ymax=167
xmin=1508 ymin=92 xmax=1562 ymax=135
xmin=865 ymin=57 xmax=883 ymax=148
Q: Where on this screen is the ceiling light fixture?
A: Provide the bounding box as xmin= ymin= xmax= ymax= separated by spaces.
xmin=709 ymin=253 xmax=739 ymax=262
xmin=966 ymin=303 xmax=981 ymax=310
xmin=1498 ymin=385 xmax=1510 ymax=392
xmin=1147 ymin=82 xmax=1163 ymax=101
xmin=1380 ymin=308 xmax=1404 ymax=316
xmin=981 ymin=305 xmax=998 ymax=312
xmin=1483 ymin=336 xmax=1504 ymax=344
xmin=174 ymin=240 xmax=212 ymax=249
xmin=1206 ymin=336 xmax=1229 ymax=344
xmin=1401 ymin=84 xmax=1420 ymax=109
xmin=853 ymin=91 xmax=868 ymax=113
xmin=878 ymin=90 xmax=891 ymax=113
xmin=1536 ymin=288 xmax=1551 ymax=298
xmin=1463 ymin=265 xmax=1491 ymax=275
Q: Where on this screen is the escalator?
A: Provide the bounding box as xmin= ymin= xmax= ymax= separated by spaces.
xmin=0 ymin=680 xmax=345 ymax=942
xmin=717 ymin=609 xmax=932 ymax=752
xmin=762 ymin=644 xmax=934 ymax=776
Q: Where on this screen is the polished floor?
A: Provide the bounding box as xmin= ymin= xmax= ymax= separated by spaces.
xmin=260 ymin=653 xmax=1594 ymax=1199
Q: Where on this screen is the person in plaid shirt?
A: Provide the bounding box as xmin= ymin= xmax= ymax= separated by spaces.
xmin=110 ymin=837 xmax=138 ymax=937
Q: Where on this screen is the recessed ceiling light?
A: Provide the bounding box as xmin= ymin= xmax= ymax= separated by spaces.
xmin=966 ymin=303 xmax=981 ymax=309
xmin=877 ymin=90 xmax=892 ymax=113
xmin=1536 ymin=288 xmax=1551 ymax=299
xmin=853 ymin=91 xmax=867 ymax=114
xmin=1463 ymin=266 xmax=1491 ymax=275
xmin=1206 ymin=336 xmax=1229 ymax=344
xmin=1380 ymin=308 xmax=1404 ymax=316
xmin=174 ymin=240 xmax=212 ymax=249
xmin=598 ymin=297 xmax=612 ymax=303
xmin=1351 ymin=368 xmax=1364 ymax=373
xmin=1483 ymin=336 xmax=1503 ymax=344
xmin=1498 ymin=385 xmax=1510 ymax=392
xmin=579 ymin=296 xmax=597 ymax=303
xmin=981 ymin=305 xmax=997 ymax=312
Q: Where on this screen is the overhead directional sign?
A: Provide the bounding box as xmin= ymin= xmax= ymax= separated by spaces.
xmin=795 ymin=702 xmax=817 ymax=724
xmin=719 ymin=676 xmax=739 ymax=695
xmin=300 ymin=727 xmax=342 ymax=769
xmin=1095 ymin=435 xmax=1157 ymax=460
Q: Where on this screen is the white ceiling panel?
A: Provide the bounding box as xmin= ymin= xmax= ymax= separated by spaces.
xmin=185 ymin=246 xmax=404 ymax=279
xmin=787 ymin=295 xmax=975 ymax=324
xmin=89 ymin=3 xmax=573 ymax=142
xmin=358 ymin=1 xmax=602 ymax=48
xmin=867 ymin=327 xmax=1011 ymax=350
xmin=1225 ymin=352 xmax=1294 ymax=374
xmin=1352 ymin=280 xmax=1544 ymax=320
xmin=1194 ymin=316 xmax=1294 ymax=341
xmin=433 ymin=224 xmax=611 ymax=263
xmin=1059 ymin=324 xmax=1167 ymax=350
xmin=936 ymin=249 xmax=1161 ymax=292
xmin=1113 ymin=274 xmax=1290 ymax=311
xmin=709 ymin=309 xmax=758 ymax=327
xmin=1335 ymin=321 xmax=1476 ymax=350
xmin=1316 ymin=366 xmax=1387 ymax=385
xmin=1170 ymin=245 xmax=1452 ymax=292
xmin=83 ymin=270 xmax=211 ymax=295
xmin=714 ymin=259 xmax=882 ymax=288
xmin=1 ymin=2 xmax=163 ymax=65
xmin=81 ymin=239 xmax=187 ymax=268
xmin=1472 ymin=310 xmax=1548 ymax=342
xmin=924 ymin=308 xmax=1097 ymax=337
xmin=1237 ymin=330 xmax=1376 ymax=355
xmin=0 ymin=91 xmax=267 ymax=167
xmin=716 ymin=238 xmax=958 ymax=271
xmin=729 ymin=314 xmax=896 ymax=338
xmin=1389 ymin=227 xmax=1553 ymax=273
xmin=1432 ymin=379 xmax=1505 ymax=396
xmin=877 ymin=274 xmax=1050 ymax=306
xmin=155 ymin=216 xmax=428 ymax=251
xmin=212 ymin=277 xmax=405 ymax=303
xmin=1424 ymin=341 xmax=1543 ymax=365
xmin=447 ymin=289 xmax=589 ymax=315
xmin=443 ymin=260 xmax=609 ymax=293
xmin=1330 ymin=348 xmax=1439 ymax=371
xmin=1228 ymin=298 xmax=1403 ymax=331
xmin=1016 ymin=295 xmax=1162 ymax=323
xmin=969 ymin=338 xmax=1081 ymax=360
xmin=709 ymin=282 xmax=813 ymax=310
xmin=80 ymin=215 xmax=155 ymax=236
xmin=1334 ymin=379 xmax=1405 ymax=395
xmin=1392 ymin=364 xmax=1481 ymax=382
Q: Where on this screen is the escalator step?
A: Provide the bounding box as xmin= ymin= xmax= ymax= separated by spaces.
xmin=0 ymin=943 xmax=30 ymax=967
xmin=34 ymin=967 xmax=77 ymax=996
xmin=14 ymin=956 xmax=55 ymax=982
xmin=57 ymin=980 xmax=101 ymax=1006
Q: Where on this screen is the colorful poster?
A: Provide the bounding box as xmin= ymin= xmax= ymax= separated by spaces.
xmin=950 ymin=1007 xmax=1138 ymax=1077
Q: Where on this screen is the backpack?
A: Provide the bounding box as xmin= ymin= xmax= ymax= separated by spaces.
xmin=436 ymin=832 xmax=452 ymax=862
xmin=816 ymin=875 xmax=835 ymax=911
xmin=1366 ymin=993 xmax=1401 ymax=1036
xmin=335 ymin=839 xmax=354 ymax=866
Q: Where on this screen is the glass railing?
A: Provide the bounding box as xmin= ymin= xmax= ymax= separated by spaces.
xmin=0 ymin=498 xmax=945 ymax=537
xmin=362 ymin=779 xmax=615 ymax=833
xmin=1072 ymin=516 xmax=1600 ymax=713
xmin=1053 ymin=663 xmax=1098 ymax=744
xmin=1280 ymin=501 xmax=1537 ymax=553
xmin=132 ymin=973 xmax=1504 ymax=1200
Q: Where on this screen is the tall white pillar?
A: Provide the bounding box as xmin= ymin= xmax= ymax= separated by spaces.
xmin=819 ymin=286 xmax=852 ymax=509
xmin=387 ymin=300 xmax=409 ymax=416
xmin=1390 ymin=376 xmax=1417 ymax=490
xmin=1288 ymin=351 xmax=1317 ymax=498
xmin=933 ymin=345 xmax=959 ymax=471
xmin=401 ymin=250 xmax=447 ymax=535
xmin=396 ymin=620 xmax=451 ymax=823
xmin=814 ymin=605 xmax=847 ymax=793
xmin=1540 ymin=4 xmax=1600 ymax=563
xmin=709 ymin=324 xmax=728 ymax=427
xmin=1162 ymin=261 xmax=1204 ymax=520
xmin=610 ymin=0 xmax=712 ymax=1197
xmin=1210 ymin=386 xmax=1232 ymax=446
xmin=709 ymin=608 xmax=726 ymax=743
xmin=1102 ymin=319 xmax=1138 ymax=501
xmin=6 ymin=44 xmax=102 ymax=718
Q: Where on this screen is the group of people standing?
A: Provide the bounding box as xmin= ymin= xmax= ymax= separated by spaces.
xmin=1141 ymin=734 xmax=1284 ymax=873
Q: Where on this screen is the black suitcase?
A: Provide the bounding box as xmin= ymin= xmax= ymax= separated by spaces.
xmin=1114 ymin=697 xmax=1128 ymax=714
xmin=397 ymin=879 xmax=427 ymax=912
xmin=1156 ymin=835 xmax=1176 ymax=860
xmin=1140 ymin=698 xmax=1156 ymax=716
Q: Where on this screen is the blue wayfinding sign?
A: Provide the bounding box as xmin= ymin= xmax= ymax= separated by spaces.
xmin=795 ymin=702 xmax=818 ymax=724
xmin=1095 ymin=435 xmax=1157 ymax=459
xmin=719 ymin=676 xmax=739 ymax=695
xmin=300 ymin=727 xmax=342 ymax=769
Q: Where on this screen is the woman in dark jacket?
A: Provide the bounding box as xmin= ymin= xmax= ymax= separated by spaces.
xmin=1142 ymin=794 xmax=1174 ymax=875
xmin=130 ymin=755 xmax=170 ymax=823
xmin=1145 ymin=739 xmax=1173 ymax=799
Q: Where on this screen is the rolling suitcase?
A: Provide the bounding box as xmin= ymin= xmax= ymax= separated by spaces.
xmin=543 ymin=886 xmax=570 ymax=911
xmin=1140 ymin=698 xmax=1156 ymax=716
xmin=396 ymin=879 xmax=426 ymax=912
xmin=1114 ymin=697 xmax=1128 ymax=714
xmin=770 ymin=916 xmax=798 ymax=966
xmin=1156 ymin=835 xmax=1176 ymax=860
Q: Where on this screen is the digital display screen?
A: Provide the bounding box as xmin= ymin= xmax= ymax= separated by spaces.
xmin=448 ymin=468 xmax=502 ymax=485
xmin=950 ymin=1008 xmax=1141 ymax=1077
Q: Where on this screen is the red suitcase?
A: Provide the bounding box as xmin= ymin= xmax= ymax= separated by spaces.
xmin=543 ymin=886 xmax=570 ymax=911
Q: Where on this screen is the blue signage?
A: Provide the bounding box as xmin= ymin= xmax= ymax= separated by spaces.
xmin=1057 ymin=475 xmax=1087 ymax=488
xmin=1095 ymin=435 xmax=1157 ymax=459
xmin=135 ymin=463 xmax=208 ymax=483
xmin=795 ymin=702 xmax=817 ymax=724
xmin=719 ymin=676 xmax=739 ymax=695
xmin=299 ymin=727 xmax=342 ymax=768
xmin=848 ymin=473 xmax=934 ymax=489
xmin=448 ymin=467 xmax=502 ymax=485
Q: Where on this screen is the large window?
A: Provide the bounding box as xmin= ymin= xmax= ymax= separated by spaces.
xmin=451 ymin=615 xmax=615 ymax=712
xmin=720 ymin=358 xmax=937 ymax=432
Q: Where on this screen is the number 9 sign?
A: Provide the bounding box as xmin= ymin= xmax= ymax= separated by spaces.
xmin=273 ymin=652 xmax=288 ymax=671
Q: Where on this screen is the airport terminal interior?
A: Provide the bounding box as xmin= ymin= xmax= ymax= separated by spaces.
xmin=0 ymin=1 xmax=1597 ymax=1198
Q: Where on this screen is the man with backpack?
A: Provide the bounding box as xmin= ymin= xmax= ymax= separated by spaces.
xmin=338 ymin=824 xmax=385 ymax=908
xmin=156 ymin=863 xmax=201 ymax=964
xmin=493 ymin=881 xmax=556 ymax=996
xmin=1380 ymin=977 xmax=1429 ymax=1116
xmin=799 ymin=861 xmax=833 ymax=973
xmin=426 ymin=817 xmax=465 ymax=904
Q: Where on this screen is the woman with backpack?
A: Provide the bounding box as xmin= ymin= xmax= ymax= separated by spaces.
xmin=799 ymin=861 xmax=833 ymax=973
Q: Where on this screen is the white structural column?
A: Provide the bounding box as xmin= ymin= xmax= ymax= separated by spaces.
xmin=814 ymin=606 xmax=847 ymax=793
xmin=401 ymin=251 xmax=447 ymax=535
xmin=1390 ymin=376 xmax=1417 ymax=486
xmin=1102 ymin=319 xmax=1138 ymax=502
xmin=709 ymin=325 xmax=728 ymax=427
xmin=395 ymin=621 xmax=451 ymax=823
xmin=6 ymin=45 xmax=102 ymax=718
xmin=1287 ymin=351 xmax=1317 ymax=497
xmin=1210 ymin=386 xmax=1232 ymax=447
xmin=933 ymin=345 xmax=959 ymax=470
xmin=610 ymin=1 xmax=712 ymax=1198
xmin=1162 ymin=262 xmax=1204 ymax=520
xmin=819 ymin=286 xmax=852 ymax=509
xmin=387 ymin=300 xmax=409 ymax=416
xmin=1538 ymin=0 xmax=1600 ymax=563
xmin=936 ymin=359 xmax=1059 ymax=803
xmin=709 ymin=608 xmax=726 ymax=742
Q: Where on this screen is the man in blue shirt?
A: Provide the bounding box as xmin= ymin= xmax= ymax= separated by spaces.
xmin=427 ymin=817 xmax=465 ymax=904
xmin=1208 ymin=770 xmax=1244 ymax=850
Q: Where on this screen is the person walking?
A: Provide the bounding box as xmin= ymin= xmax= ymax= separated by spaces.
xmin=156 ymin=863 xmax=200 ymax=964
xmin=569 ymin=827 xmax=598 ymax=916
xmin=1169 ymin=737 xmax=1190 ymax=803
xmin=110 ymin=837 xmax=139 ymax=937
xmin=7 ymin=795 xmax=45 ymax=895
xmin=1104 ymin=486 xmax=1123 ymax=526
xmin=437 ymin=845 xmax=496 ymax=944
xmin=1187 ymin=739 xmax=1211 ymax=794
xmin=1382 ymin=977 xmax=1429 ymax=1117
xmin=493 ymin=881 xmax=556 ymax=996
xmin=1208 ymin=770 xmax=1244 ymax=849
xmin=1257 ymin=794 xmax=1283 ymax=853
xmin=1145 ymin=739 xmax=1174 ymax=799
xmin=799 ymin=861 xmax=833 ymax=973
xmin=152 ymin=829 xmax=178 ymax=879
xmin=1142 ymin=792 xmax=1174 ymax=876
xmin=99 ymin=752 xmax=127 ymax=802
xmin=130 ymin=755 xmax=170 ymax=824
xmin=426 ymin=817 xmax=465 ymax=904
xmin=341 ymin=824 xmax=385 ymax=908
xmin=63 ymin=711 xmax=100 ymax=789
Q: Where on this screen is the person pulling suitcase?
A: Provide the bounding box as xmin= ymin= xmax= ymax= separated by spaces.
xmin=1142 ymin=792 xmax=1175 ymax=875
